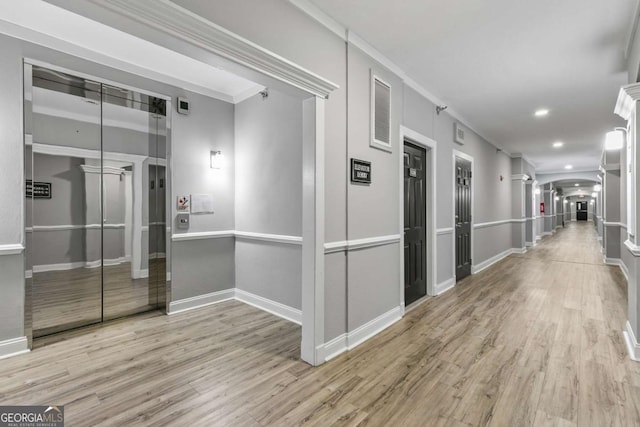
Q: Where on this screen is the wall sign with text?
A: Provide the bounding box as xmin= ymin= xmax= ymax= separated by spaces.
xmin=26 ymin=180 xmax=52 ymax=199
xmin=351 ymin=159 xmax=372 ymax=184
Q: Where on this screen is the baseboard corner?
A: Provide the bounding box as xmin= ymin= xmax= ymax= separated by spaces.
xmin=234 ymin=289 xmax=302 ymax=325
xmin=624 ymin=321 xmax=640 ymax=362
xmin=318 ymin=333 xmax=348 ymax=362
xmin=0 ymin=336 xmax=29 ymax=360
xmin=346 ymin=306 xmax=402 ymax=352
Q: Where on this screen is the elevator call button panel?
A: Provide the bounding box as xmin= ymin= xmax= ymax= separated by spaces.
xmin=176 ymin=213 xmax=190 ymax=229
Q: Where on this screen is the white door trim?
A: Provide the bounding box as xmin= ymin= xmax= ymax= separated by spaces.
xmin=452 ymin=150 xmax=474 ymax=281
xmin=399 ymin=126 xmax=437 ymax=311
xmin=301 ymin=96 xmax=325 ymax=366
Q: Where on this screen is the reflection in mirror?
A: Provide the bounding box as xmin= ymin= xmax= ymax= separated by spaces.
xmin=25 ymin=65 xmax=169 ymax=337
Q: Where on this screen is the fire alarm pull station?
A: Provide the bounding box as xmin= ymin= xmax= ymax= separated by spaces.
xmin=540 ymin=202 xmax=545 ymax=214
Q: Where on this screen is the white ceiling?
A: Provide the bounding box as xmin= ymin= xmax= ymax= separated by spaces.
xmin=0 ymin=0 xmax=263 ymax=104
xmin=309 ymin=0 xmax=636 ymax=172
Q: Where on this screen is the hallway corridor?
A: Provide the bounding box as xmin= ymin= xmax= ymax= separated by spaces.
xmin=0 ymin=223 xmax=637 ymax=426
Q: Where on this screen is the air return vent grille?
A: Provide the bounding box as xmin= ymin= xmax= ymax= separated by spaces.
xmin=371 ymin=72 xmax=392 ymax=151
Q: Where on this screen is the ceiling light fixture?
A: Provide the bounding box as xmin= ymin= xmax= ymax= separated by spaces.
xmin=534 ymin=109 xmax=549 ymax=117
xmin=591 ymin=192 xmax=597 ymax=198
xmin=604 ymin=129 xmax=624 ymax=151
xmin=593 ymin=184 xmax=601 ymax=192
xmin=552 ymin=141 xmax=564 ymax=148
xmin=564 ymin=165 xmax=573 ymax=170
xmin=574 ymin=183 xmax=579 ymax=186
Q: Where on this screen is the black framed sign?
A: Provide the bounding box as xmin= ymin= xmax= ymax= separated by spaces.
xmin=26 ymin=180 xmax=52 ymax=199
xmin=351 ymin=158 xmax=371 ymax=184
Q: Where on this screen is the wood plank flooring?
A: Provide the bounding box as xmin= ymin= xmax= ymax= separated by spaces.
xmin=1 ymin=221 xmax=639 ymax=426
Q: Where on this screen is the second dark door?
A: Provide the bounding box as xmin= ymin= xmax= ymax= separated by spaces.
xmin=455 ymin=157 xmax=472 ymax=281
xmin=404 ymin=142 xmax=427 ymax=306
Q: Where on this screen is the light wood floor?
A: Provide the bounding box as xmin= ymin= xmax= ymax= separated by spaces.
xmin=31 ymin=260 xmax=165 ymax=336
xmin=2 ymin=222 xmax=639 ymax=426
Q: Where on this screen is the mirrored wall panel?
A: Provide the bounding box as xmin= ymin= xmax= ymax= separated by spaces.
xmin=25 ymin=64 xmax=169 ymax=337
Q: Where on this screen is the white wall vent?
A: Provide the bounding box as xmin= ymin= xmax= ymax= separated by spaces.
xmin=371 ymin=71 xmax=392 ymax=152
xmin=454 ymin=122 xmax=465 ymax=145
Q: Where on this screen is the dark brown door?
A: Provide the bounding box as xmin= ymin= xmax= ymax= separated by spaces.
xmin=455 ymin=157 xmax=472 ymax=281
xmin=576 ymin=201 xmax=588 ymax=221
xmin=404 ymin=142 xmax=427 ymax=306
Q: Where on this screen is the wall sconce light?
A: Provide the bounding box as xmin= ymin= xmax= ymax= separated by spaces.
xmin=593 ymin=184 xmax=601 ymax=192
xmin=534 ymin=188 xmax=541 ymax=195
xmin=210 ymin=150 xmax=223 ymax=169
xmin=605 ymin=129 xmax=624 ymax=151
xmin=563 ymin=199 xmax=568 ymax=204
xmin=554 ymin=196 xmax=559 ymax=201
xmin=591 ymin=192 xmax=597 ymax=198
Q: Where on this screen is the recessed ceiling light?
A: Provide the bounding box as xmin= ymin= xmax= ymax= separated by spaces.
xmin=552 ymin=141 xmax=564 ymax=148
xmin=574 ymin=183 xmax=579 ymax=186
xmin=534 ymin=109 xmax=549 ymax=117
xmin=565 ymin=165 xmax=573 ymax=170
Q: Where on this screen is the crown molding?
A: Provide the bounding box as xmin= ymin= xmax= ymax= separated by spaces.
xmin=288 ymin=0 xmax=503 ymax=152
xmin=625 ymin=0 xmax=640 ymax=59
xmin=615 ymin=84 xmax=640 ymax=120
xmin=88 ymin=0 xmax=339 ymax=99
xmin=289 ymin=0 xmax=346 ymax=39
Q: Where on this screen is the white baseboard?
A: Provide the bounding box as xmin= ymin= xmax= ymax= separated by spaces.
xmin=25 ymin=269 xmax=32 ymax=279
xmin=133 ymin=269 xmax=149 ymax=279
xmin=525 ymin=241 xmax=536 ymax=247
xmin=32 ymin=257 xmax=127 ymax=273
xmin=235 ymin=289 xmax=302 ymax=325
xmin=318 ymin=305 xmax=403 ymax=363
xmin=542 ymin=231 xmax=553 ymax=236
xmin=168 ymin=289 xmax=234 ymax=314
xmin=624 ymin=321 xmax=640 ymax=362
xmin=318 ymin=333 xmax=348 ymax=362
xmin=347 ymin=306 xmax=403 ymax=352
xmin=512 ymin=247 xmax=527 ymax=254
xmin=604 ymin=258 xmax=629 ymax=283
xmin=435 ymin=277 xmax=455 ymax=295
xmin=472 ymin=248 xmax=512 ymax=274
xmin=621 ymin=260 xmax=630 ymax=283
xmin=0 ymin=336 xmax=29 ymax=360
xmin=168 ymin=288 xmax=302 ymax=325
xmin=536 ymin=235 xmax=542 ymax=241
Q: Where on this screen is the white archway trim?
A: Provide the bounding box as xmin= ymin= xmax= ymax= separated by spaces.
xmin=535 ymin=171 xmax=600 ymax=186
xmin=86 ymin=0 xmax=339 ymax=99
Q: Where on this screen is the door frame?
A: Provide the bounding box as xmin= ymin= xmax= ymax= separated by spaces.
xmin=452 ymin=150 xmax=474 ymax=281
xmin=399 ymin=126 xmax=436 ymax=312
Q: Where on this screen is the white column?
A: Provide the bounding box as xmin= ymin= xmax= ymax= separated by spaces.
xmin=301 ymin=96 xmax=325 ymax=365
xmin=614 ymin=84 xmax=640 ymax=360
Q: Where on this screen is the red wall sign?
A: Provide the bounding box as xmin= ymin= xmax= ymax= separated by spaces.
xmin=540 ymin=202 xmax=545 ymax=214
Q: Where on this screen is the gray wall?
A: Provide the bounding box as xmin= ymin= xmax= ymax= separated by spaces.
xmin=171 ymin=91 xmax=236 ymax=300
xmin=234 ymin=90 xmax=303 ymax=310
xmin=345 ymin=45 xmax=404 ymax=331
xmin=0 ymin=0 xmax=544 ymax=351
